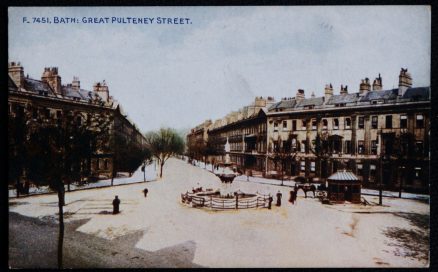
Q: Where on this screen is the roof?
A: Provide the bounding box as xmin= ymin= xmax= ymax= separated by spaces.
xmin=326 ymin=93 xmax=359 ymax=105
xmin=327 ymin=170 xmax=359 ymax=182
xmin=8 ymin=76 xmax=18 ymax=92
xmin=23 ymin=77 xmax=55 ymax=96
xmin=360 ymin=89 xmax=398 ymax=102
xmin=295 ymin=97 xmax=324 ymax=108
xmin=402 ymin=87 xmax=430 ymax=101
xmin=269 ymin=99 xmax=297 ymax=111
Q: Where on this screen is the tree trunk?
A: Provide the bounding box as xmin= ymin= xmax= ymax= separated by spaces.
xmin=67 ymin=179 xmax=70 ymax=192
xmin=160 ymin=162 xmax=164 ymax=178
xmin=57 ymin=189 xmax=65 ymax=269
xmin=16 ymin=177 xmax=20 ymax=198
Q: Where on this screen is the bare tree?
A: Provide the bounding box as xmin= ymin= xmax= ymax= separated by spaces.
xmin=145 ymin=128 xmax=185 ymax=178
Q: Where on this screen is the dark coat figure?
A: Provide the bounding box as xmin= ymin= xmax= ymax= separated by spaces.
xmin=143 ymin=188 xmax=149 ymax=197
xmin=289 ymin=190 xmax=295 ymax=204
xmin=268 ymin=196 xmax=273 ymax=209
xmin=112 ymin=196 xmax=120 ymax=214
xmin=276 ymin=191 xmax=282 ymax=206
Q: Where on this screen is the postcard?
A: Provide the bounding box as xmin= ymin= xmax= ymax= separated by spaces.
xmin=8 ymin=6 xmax=430 ymax=268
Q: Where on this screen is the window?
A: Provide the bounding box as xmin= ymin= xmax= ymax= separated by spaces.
xmin=400 ymin=115 xmax=407 ymax=128
xmin=356 ymin=164 xmax=363 ymax=177
xmin=332 ymin=138 xmax=342 ymax=153
xmin=358 ymin=116 xmax=364 ymax=129
xmin=414 ymin=167 xmax=422 ymax=179
xmin=358 ymin=141 xmax=365 ymax=154
xmin=302 ymin=120 xmax=307 ymax=130
xmin=292 ymin=138 xmax=297 ymax=152
xmin=273 ymin=122 xmax=278 ymax=132
xmin=344 ymin=140 xmax=351 ymax=154
xmin=322 ymin=119 xmax=328 ymax=129
xmin=282 ymin=120 xmax=287 ymax=130
xmin=312 ymin=119 xmax=317 ymax=130
xmin=369 ymin=164 xmax=376 ymax=182
xmin=76 ymin=116 xmax=82 ymax=126
xmin=310 ymin=161 xmax=316 ymax=172
xmin=300 ymin=161 xmax=305 ymax=171
xmin=386 ymin=115 xmax=392 ymax=129
xmin=416 ymin=114 xmax=424 ymax=128
xmin=292 ymin=120 xmax=297 ymax=131
xmin=345 ymin=118 xmax=351 ymax=129
xmin=96 ymin=159 xmax=100 ymax=170
xmin=371 ymin=116 xmax=378 ymax=129
xmin=300 ymin=140 xmax=306 ymax=153
xmin=333 ymin=118 xmax=339 ymax=129
xmin=104 ymin=159 xmax=109 ymax=170
xmin=44 ymin=108 xmax=51 ymax=119
xmin=371 ymin=140 xmax=378 ymax=155
xmin=32 ymin=108 xmax=38 ymax=119
xmin=415 ymin=141 xmax=424 ymax=155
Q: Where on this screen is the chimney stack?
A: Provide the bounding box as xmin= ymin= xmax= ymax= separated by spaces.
xmin=359 ymin=77 xmax=371 ymax=96
xmin=372 ymin=73 xmax=382 ymax=91
xmin=8 ymin=62 xmax=25 ymax=88
xmin=296 ymin=89 xmax=305 ymax=101
xmin=93 ymin=80 xmax=110 ymax=102
xmin=41 ymin=67 xmax=62 ymax=94
xmin=398 ymin=68 xmax=412 ymax=97
xmin=340 ymin=84 xmax=348 ymax=95
xmin=324 ymin=83 xmax=333 ymax=102
xmin=72 ymin=76 xmax=80 ymax=91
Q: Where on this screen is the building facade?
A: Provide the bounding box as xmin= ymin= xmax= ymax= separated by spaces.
xmin=188 ymin=69 xmax=430 ymax=193
xmin=8 ymin=62 xmax=147 ymax=180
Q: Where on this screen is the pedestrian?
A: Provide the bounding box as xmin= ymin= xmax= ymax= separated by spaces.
xmin=268 ymin=196 xmax=273 ymax=209
xmin=276 ymin=190 xmax=282 ymax=206
xmin=112 ymin=195 xmax=120 ymax=214
xmin=143 ymin=188 xmax=148 ymax=198
xmin=293 ymin=190 xmax=298 ymax=205
xmin=289 ymin=190 xmax=295 ymax=204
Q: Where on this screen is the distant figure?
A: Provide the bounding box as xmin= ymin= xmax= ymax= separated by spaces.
xmin=143 ymin=188 xmax=148 ymax=198
xmin=24 ymin=181 xmax=30 ymax=194
xmin=289 ymin=190 xmax=294 ymax=204
xmin=268 ymin=196 xmax=273 ymax=209
xmin=112 ymin=195 xmax=120 ymax=214
xmin=276 ymin=191 xmax=282 ymax=206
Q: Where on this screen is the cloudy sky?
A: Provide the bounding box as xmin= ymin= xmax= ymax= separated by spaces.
xmin=9 ymin=6 xmax=430 ymax=133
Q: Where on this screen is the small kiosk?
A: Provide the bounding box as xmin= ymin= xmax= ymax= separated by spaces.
xmin=327 ymin=170 xmax=361 ymax=203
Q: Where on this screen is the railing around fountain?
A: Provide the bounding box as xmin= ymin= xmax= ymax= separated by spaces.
xmin=181 ymin=192 xmax=270 ymax=210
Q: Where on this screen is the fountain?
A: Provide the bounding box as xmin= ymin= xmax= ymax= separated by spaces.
xmin=182 ymin=137 xmax=271 ymax=210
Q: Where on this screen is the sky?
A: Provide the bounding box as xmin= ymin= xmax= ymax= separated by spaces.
xmin=8 ymin=6 xmax=431 ymax=133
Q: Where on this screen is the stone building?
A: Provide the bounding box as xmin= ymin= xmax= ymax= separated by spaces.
xmin=266 ymin=69 xmax=429 ymax=192
xmin=8 ymin=62 xmax=147 ymax=180
xmin=203 ymin=97 xmax=276 ymax=173
xmin=188 ymin=68 xmax=430 ymax=193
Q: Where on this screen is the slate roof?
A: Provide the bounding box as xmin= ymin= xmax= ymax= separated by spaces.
xmin=402 ymin=87 xmax=430 ymax=101
xmin=295 ymin=97 xmax=324 ymax=108
xmin=269 ymin=99 xmax=297 ymax=111
xmin=23 ymin=78 xmax=55 ymax=96
xmin=63 ymin=86 xmax=83 ymax=99
xmin=359 ymin=89 xmax=398 ymax=102
xmin=327 ymin=170 xmax=359 ymax=181
xmin=8 ymin=76 xmax=18 ymax=92
xmin=326 ymin=93 xmax=360 ymax=105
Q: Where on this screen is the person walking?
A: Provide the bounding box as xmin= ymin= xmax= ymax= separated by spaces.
xmin=289 ymin=190 xmax=295 ymax=205
xmin=268 ymin=195 xmax=273 ymax=209
xmin=143 ymin=188 xmax=148 ymax=198
xmin=276 ymin=190 xmax=282 ymax=206
xmin=112 ymin=195 xmax=120 ymax=214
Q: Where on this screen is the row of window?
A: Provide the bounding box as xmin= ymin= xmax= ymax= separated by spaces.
xmin=273 ymin=138 xmax=425 ymax=156
xmin=273 ymin=114 xmax=426 ymax=132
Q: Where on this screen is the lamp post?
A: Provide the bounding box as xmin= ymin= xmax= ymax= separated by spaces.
xmin=377 ymin=130 xmax=383 ymax=205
